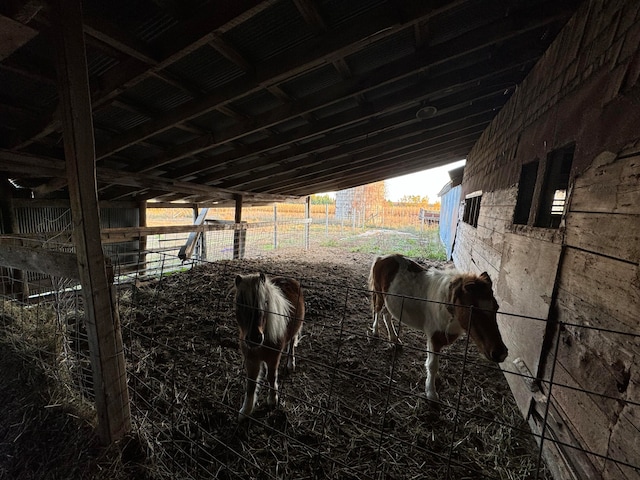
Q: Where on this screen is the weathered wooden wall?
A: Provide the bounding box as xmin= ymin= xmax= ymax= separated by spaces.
xmin=0 ymin=198 xmax=141 ymax=295
xmin=452 ymin=1 xmax=640 ymax=478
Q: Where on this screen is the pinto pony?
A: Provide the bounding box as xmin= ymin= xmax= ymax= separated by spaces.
xmin=368 ymin=254 xmax=508 ymax=401
xmin=234 ymin=273 xmax=304 ymax=421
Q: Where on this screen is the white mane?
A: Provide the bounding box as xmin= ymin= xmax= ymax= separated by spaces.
xmin=256 ymin=275 xmax=292 ymax=342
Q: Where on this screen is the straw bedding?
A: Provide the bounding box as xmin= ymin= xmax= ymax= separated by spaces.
xmin=0 ymin=248 xmax=551 ymax=479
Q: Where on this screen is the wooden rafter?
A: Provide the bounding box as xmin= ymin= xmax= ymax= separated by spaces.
xmin=1 ymin=0 xmax=582 ymax=204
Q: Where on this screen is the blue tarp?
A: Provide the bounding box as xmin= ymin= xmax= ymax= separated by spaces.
xmin=438 ymin=184 xmax=461 ymax=261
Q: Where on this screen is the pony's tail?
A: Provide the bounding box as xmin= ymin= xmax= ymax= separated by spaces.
xmin=368 ymin=255 xmax=384 ymax=314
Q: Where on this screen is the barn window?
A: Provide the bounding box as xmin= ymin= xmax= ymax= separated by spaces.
xmin=463 ymin=192 xmax=482 ymax=228
xmin=535 ymin=145 xmax=574 ymax=228
xmin=513 ymin=160 xmax=539 ymax=225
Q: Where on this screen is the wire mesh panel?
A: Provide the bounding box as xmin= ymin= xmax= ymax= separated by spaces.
xmin=112 ymin=252 xmax=640 ymax=480
xmin=3 ymin=202 xmax=637 ymax=479
xmin=0 ymin=258 xmax=96 ymax=408
xmin=3 ymin=244 xmax=638 ymax=478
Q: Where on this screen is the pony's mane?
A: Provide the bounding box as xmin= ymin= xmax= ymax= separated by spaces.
xmin=425 ymin=265 xmax=461 ymax=290
xmin=255 ymin=274 xmax=291 ymax=342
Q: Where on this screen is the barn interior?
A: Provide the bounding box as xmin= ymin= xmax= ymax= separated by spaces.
xmin=1 ymin=0 xmax=639 ymax=479
xmin=2 ymin=0 xmax=582 ymax=204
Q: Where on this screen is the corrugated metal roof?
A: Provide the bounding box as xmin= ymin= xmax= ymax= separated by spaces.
xmin=165 ymin=45 xmax=247 ymax=93
xmin=0 ymin=0 xmax=583 ymax=204
xmin=223 ymin=0 xmax=316 ymax=63
xmin=124 ymin=76 xmax=194 ymax=112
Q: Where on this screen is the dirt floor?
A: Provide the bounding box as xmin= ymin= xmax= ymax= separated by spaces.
xmin=0 ymin=246 xmax=551 ymax=479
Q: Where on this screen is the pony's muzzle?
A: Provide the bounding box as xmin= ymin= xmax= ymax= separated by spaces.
xmin=244 ymin=331 xmax=264 ymax=348
xmin=490 ymin=346 xmax=508 ymax=363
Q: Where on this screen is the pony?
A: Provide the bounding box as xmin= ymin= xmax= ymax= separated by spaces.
xmin=233 ymin=272 xmax=304 ymax=421
xmin=368 ymin=253 xmax=508 ymax=401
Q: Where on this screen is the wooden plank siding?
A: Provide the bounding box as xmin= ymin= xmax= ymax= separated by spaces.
xmin=449 ymin=1 xmax=640 ymax=477
xmin=565 ymin=212 xmax=640 ymax=263
xmin=549 ymin=364 xmax=617 ymax=473
xmin=545 ymin=150 xmax=640 ymax=476
xmin=556 ymin=248 xmax=639 ymax=333
xmin=570 ymin=152 xmax=640 ymax=216
xmin=497 ymin=231 xmax=562 ymax=415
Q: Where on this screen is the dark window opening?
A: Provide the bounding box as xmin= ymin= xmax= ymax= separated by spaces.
xmin=463 ymin=194 xmax=482 ymax=228
xmin=535 ymin=145 xmax=574 ymax=228
xmin=513 ymin=160 xmax=539 ymax=225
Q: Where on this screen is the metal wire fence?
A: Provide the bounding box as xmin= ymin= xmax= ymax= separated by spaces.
xmin=2 ymin=203 xmax=637 ymax=479
xmin=2 ymin=246 xmax=638 ymax=479
xmin=112 ymin=253 xmax=639 ymax=480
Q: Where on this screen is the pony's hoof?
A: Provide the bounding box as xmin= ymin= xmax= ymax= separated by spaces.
xmin=238 ymin=409 xmax=252 ymax=423
xmin=425 ymin=392 xmax=440 ymax=403
xmin=267 ymin=394 xmax=279 ymax=408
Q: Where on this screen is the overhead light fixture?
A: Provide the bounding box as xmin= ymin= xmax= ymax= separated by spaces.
xmin=416 ymin=105 xmax=438 ymax=120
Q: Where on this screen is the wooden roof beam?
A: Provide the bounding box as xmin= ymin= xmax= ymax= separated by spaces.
xmin=15 ymin=1 xmax=269 ymax=147
xmin=167 ymin=65 xmax=522 ymax=182
xmin=209 ymin=107 xmax=494 ymax=188
xmin=106 ymin=11 xmax=550 ymax=174
xmin=235 ymin=133 xmax=480 ymax=193
xmin=293 ymin=0 xmax=326 ymax=32
xmin=275 ymin=146 xmax=473 ymax=195
xmin=0 ymin=148 xmax=297 ymax=202
xmin=95 ymin=0 xmax=469 ymax=159
xmin=99 ymin=0 xmax=574 ymax=164
xmin=0 ymin=13 xmax=39 ymax=60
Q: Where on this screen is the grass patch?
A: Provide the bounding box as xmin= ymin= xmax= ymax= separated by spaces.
xmin=340 ymin=229 xmax=447 ymax=260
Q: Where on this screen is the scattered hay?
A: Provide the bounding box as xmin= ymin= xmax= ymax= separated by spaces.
xmin=0 ymin=299 xmax=150 ymax=480
xmin=1 ymin=248 xmax=551 ymax=479
xmin=118 ymin=251 xmax=551 ymax=480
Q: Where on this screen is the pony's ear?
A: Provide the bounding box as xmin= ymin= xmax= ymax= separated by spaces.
xmin=479 ymin=271 xmax=492 ymax=287
xmin=259 ymin=272 xmax=266 ymax=283
xmin=235 ymin=274 xmax=243 ymax=287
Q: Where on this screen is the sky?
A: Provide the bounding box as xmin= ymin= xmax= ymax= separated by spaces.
xmin=384 ymin=159 xmax=466 ymax=202
xmin=318 ymin=159 xmax=466 ymax=202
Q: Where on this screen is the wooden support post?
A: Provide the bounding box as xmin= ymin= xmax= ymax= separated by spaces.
xmin=52 ymin=0 xmax=130 ymax=444
xmin=233 ymin=194 xmax=245 ymax=259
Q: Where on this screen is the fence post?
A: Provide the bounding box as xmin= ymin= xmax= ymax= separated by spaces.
xmin=305 ymin=197 xmax=310 ymax=250
xmin=325 ymin=203 xmax=329 ymax=236
xmin=193 ymin=206 xmax=201 ymax=260
xmin=233 ymin=195 xmax=244 ymax=259
xmin=273 ymin=204 xmax=278 ymax=250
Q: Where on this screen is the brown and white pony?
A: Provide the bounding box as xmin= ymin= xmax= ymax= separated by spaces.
xmin=234 ymin=273 xmax=304 ymax=421
xmin=368 ymin=254 xmax=508 ymax=401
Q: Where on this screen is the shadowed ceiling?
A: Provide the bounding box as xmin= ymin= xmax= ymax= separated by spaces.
xmin=0 ymin=0 xmax=582 ymax=205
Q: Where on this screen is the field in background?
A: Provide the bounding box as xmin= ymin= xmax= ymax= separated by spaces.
xmin=146 ymin=202 xmax=446 ymax=261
